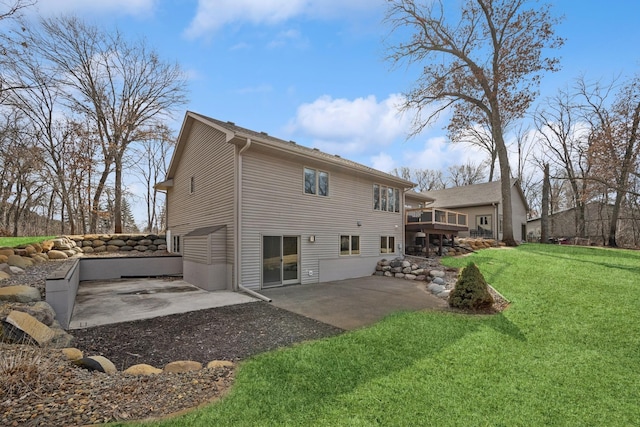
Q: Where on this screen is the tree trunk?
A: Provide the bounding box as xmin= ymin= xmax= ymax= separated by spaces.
xmin=494 ymin=131 xmax=516 ymax=246
xmin=114 ymin=154 xmax=123 ymax=234
xmin=89 ymin=163 xmax=111 ymax=233
xmin=541 ymin=163 xmax=550 ymax=243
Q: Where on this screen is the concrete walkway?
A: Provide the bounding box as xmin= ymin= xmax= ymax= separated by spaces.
xmin=68 ymin=278 xmax=256 ymax=329
xmin=261 ymin=276 xmax=448 ymax=330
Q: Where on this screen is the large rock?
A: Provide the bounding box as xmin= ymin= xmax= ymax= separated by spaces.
xmin=40 ymin=240 xmax=54 ymax=251
xmin=92 ymin=239 xmax=106 ymax=247
xmin=107 ymin=239 xmax=126 ymax=247
xmin=0 ymin=255 xmax=7 ymax=263
xmin=0 ymin=248 xmax=14 ymax=257
xmin=74 ymin=355 xmax=117 ymax=373
xmin=163 ymin=360 xmax=202 ymax=373
xmin=9 ymin=266 xmax=24 ymax=274
xmin=0 ymin=271 xmax=9 ymax=280
xmin=47 ymin=250 xmax=68 ymax=260
xmin=7 ymin=254 xmax=33 ymax=269
xmin=62 ymin=347 xmax=84 ymax=361
xmin=124 ymin=364 xmax=163 ymax=376
xmin=207 ymin=360 xmax=234 ymax=369
xmin=2 ymin=301 xmax=56 ymax=326
xmin=0 ymin=285 xmax=41 ymax=303
xmin=3 ymin=310 xmax=55 ymax=346
xmin=430 ymin=270 xmax=446 ymax=278
xmin=52 ymin=238 xmax=74 ymax=250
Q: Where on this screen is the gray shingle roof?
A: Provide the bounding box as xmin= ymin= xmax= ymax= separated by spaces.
xmin=188 ymin=112 xmax=415 ymax=188
xmin=422 ymin=180 xmax=516 ymax=209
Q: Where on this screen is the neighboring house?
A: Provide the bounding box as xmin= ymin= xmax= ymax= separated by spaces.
xmin=527 ymin=201 xmax=638 ymax=245
xmin=155 ymin=112 xmax=416 ymax=292
xmin=420 ymin=180 xmax=528 ymax=242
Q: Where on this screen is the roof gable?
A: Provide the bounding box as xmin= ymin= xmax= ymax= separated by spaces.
xmin=422 ymin=179 xmax=526 ymax=209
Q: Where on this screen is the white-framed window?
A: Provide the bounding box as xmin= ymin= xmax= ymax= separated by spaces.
xmin=373 ymin=184 xmax=400 ymax=212
xmin=189 ymin=176 xmax=195 ymax=194
xmin=171 ymin=235 xmax=181 ymax=254
xmin=380 ymin=236 xmax=395 ymax=254
xmin=304 ymin=167 xmax=329 ymax=196
xmin=340 ymin=235 xmax=360 ymax=256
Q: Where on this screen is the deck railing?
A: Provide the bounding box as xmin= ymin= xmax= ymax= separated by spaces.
xmin=406 ymin=207 xmax=468 ymax=227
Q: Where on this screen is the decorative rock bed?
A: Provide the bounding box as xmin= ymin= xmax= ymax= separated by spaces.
xmin=374 ymin=256 xmax=459 ymax=300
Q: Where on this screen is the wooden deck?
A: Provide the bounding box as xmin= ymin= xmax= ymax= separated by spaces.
xmin=405 ymin=208 xmax=468 ymax=233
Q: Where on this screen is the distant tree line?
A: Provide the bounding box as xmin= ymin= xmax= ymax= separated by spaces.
xmin=0 ymin=1 xmax=187 ymax=236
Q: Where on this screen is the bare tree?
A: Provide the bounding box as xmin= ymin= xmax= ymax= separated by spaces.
xmin=534 ymin=87 xmax=594 ymax=238
xmin=385 ymin=0 xmax=563 ymax=245
xmin=130 ymin=125 xmax=174 ymax=233
xmin=447 ymin=161 xmax=486 ymax=186
xmin=393 ymin=167 xmax=446 ymax=191
xmin=0 ymin=1 xmax=36 ymax=98
xmin=579 ymin=76 xmax=640 ymax=247
xmin=27 ymin=16 xmax=188 ymax=233
xmin=450 ymin=119 xmax=498 ymax=181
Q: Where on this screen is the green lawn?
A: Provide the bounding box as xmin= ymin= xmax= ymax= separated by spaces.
xmin=0 ymin=236 xmax=56 ymax=248
xmin=135 ymin=244 xmax=640 ymax=426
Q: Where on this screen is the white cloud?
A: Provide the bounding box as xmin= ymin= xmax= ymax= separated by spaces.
xmin=185 ymin=0 xmax=306 ymax=39
xmin=402 ymin=136 xmax=486 ymax=171
xmin=184 ymin=0 xmax=381 ymax=39
xmin=286 ymin=94 xmax=411 ymax=156
xmin=34 ymin=0 xmax=155 ymax=17
xmin=370 ymin=152 xmax=397 ymax=173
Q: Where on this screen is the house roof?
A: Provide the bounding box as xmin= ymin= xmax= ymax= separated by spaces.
xmin=158 ymin=111 xmax=416 ymax=189
xmin=421 ymin=179 xmax=525 ymax=209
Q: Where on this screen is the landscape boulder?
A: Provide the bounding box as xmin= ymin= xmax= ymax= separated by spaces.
xmin=124 ymin=364 xmax=163 ymax=376
xmin=7 ymin=254 xmax=33 ymax=269
xmin=164 ymin=360 xmax=203 ymax=373
xmin=0 ymin=285 xmax=41 ymax=303
xmin=47 ymin=250 xmax=68 ymax=260
xmin=61 ymin=347 xmax=84 ymax=361
xmin=207 ymin=360 xmax=234 ymax=369
xmin=3 ymin=310 xmax=55 ymax=346
xmin=74 ymin=355 xmax=118 ymax=373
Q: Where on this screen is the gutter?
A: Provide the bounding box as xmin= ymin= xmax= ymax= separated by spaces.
xmin=234 ymin=138 xmax=252 ymax=292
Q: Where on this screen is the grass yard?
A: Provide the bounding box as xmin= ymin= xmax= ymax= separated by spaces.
xmin=133 ymin=244 xmax=640 ymax=426
xmin=0 ymin=236 xmax=56 ymax=248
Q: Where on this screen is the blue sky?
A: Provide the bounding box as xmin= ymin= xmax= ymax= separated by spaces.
xmin=30 ymin=0 xmax=640 ymax=220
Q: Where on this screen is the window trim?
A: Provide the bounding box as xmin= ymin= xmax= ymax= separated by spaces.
xmin=373 ymin=184 xmax=400 ymax=213
xmin=340 ymin=234 xmax=360 ymax=256
xmin=304 ymin=167 xmax=329 ymax=197
xmin=171 ymin=235 xmax=181 ymax=254
xmin=380 ymin=235 xmax=395 ymax=254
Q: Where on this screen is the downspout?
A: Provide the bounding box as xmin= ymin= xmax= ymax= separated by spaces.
xmin=493 ymin=202 xmax=499 ymax=240
xmin=234 ymin=138 xmax=251 ymax=292
xmin=235 ymin=138 xmax=272 ymax=302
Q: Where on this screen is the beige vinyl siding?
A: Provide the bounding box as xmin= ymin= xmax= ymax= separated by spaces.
xmin=239 ymin=148 xmax=403 ymax=289
xmin=183 ymin=236 xmax=208 ymax=264
xmin=166 ymin=121 xmax=235 ymax=268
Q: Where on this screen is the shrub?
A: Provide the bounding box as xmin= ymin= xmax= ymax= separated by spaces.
xmin=448 ymin=262 xmax=494 ymax=311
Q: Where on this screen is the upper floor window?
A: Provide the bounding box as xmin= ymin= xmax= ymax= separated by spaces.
xmin=189 ymin=176 xmax=195 ymax=194
xmin=304 ymin=167 xmax=329 ymax=196
xmin=373 ymin=184 xmax=400 ymax=212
